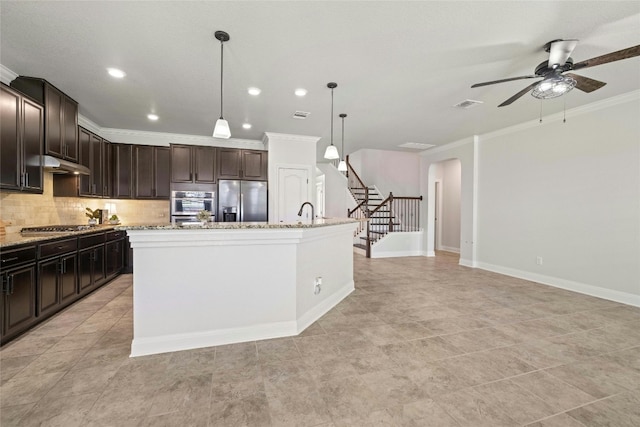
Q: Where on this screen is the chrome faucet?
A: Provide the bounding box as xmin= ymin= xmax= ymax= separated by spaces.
xmin=297 ymin=202 xmax=315 ymax=221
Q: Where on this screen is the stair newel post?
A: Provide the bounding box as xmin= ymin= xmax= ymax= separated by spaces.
xmin=366 ymin=218 xmax=371 ymax=258
xmin=388 ymin=192 xmax=394 ymax=232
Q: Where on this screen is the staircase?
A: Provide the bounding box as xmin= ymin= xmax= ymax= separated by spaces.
xmin=346 ymin=156 xmax=422 ymax=257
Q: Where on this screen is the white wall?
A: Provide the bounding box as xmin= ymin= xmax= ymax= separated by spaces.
xmin=476 ymin=93 xmax=640 ymax=303
xmin=441 ymin=159 xmax=461 ymax=252
xmin=419 ymin=91 xmax=640 ymax=306
xmin=349 ymin=149 xmax=420 ymax=197
xmin=316 ymin=163 xmax=350 ymax=218
xmin=265 ymin=133 xmax=320 ymax=222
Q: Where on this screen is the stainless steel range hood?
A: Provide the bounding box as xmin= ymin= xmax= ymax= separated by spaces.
xmin=43 ymin=155 xmax=90 ymax=175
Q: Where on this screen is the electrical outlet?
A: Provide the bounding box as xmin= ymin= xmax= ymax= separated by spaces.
xmin=536 ymin=256 xmax=543 ymax=265
xmin=314 ymin=277 xmax=322 ymax=295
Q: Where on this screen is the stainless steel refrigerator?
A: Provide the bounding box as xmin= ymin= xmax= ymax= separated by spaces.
xmin=217 ymin=180 xmax=268 ymax=222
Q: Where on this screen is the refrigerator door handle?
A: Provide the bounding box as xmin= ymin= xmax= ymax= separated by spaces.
xmin=240 ymin=192 xmax=244 ymax=222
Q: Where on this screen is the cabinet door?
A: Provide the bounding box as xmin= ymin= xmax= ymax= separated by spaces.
xmin=217 ymin=148 xmax=241 ymax=180
xmin=154 ymin=147 xmax=170 ymax=198
xmin=62 ymin=97 xmax=78 ymax=161
xmin=171 ymin=145 xmax=193 ymax=182
xmin=0 ymin=85 xmax=21 ymax=190
xmin=4 ymin=265 xmax=36 ymax=338
xmin=59 ymin=254 xmax=77 ymax=304
xmin=102 ymin=140 xmax=111 ymax=197
xmin=105 ymin=240 xmax=124 ymax=278
xmin=45 ymin=85 xmax=64 ymax=158
xmin=92 ymin=246 xmax=106 ymax=286
xmin=38 ymin=259 xmax=59 ymax=316
xmin=22 ymin=98 xmax=44 ymax=192
xmin=242 ymin=150 xmax=267 ymax=181
xmin=194 ymin=146 xmax=216 ymax=183
xmin=112 ymin=144 xmax=133 ymax=198
xmin=134 ymin=145 xmax=154 ymax=198
xmin=78 ymin=128 xmax=92 ymax=196
xmin=91 ymin=134 xmax=103 ymax=196
xmin=78 ymin=249 xmax=93 ymax=292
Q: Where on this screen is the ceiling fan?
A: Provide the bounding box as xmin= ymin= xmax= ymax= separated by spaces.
xmin=471 ymin=40 xmax=640 ymax=107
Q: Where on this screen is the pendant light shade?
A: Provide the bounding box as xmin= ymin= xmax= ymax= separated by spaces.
xmin=337 ymin=113 xmax=347 ymax=171
xmin=324 ymin=82 xmax=340 ymax=160
xmin=213 ymin=30 xmax=231 ymax=139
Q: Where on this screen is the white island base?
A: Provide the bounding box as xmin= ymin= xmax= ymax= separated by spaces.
xmin=123 ymin=220 xmax=359 ymax=357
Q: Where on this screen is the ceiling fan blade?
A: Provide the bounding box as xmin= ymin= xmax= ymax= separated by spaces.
xmin=471 ymin=75 xmax=539 ymax=88
xmin=548 ymin=39 xmax=578 ymax=67
xmin=498 ymin=81 xmax=541 ymax=107
xmin=572 ymin=45 xmax=640 ymax=70
xmin=565 ymin=73 xmax=606 ymax=93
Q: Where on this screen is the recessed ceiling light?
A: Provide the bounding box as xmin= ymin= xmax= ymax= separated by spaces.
xmin=247 ymin=87 xmax=261 ymax=96
xmin=242 ymin=123 xmax=252 ymax=129
xmin=295 ymin=88 xmax=307 ymax=97
xmin=147 ymin=114 xmax=159 ymax=121
xmin=107 ymin=68 xmax=126 ymax=78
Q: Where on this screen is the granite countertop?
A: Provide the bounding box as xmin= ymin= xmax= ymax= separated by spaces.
xmin=117 ymin=217 xmax=364 ymax=231
xmin=0 ymin=225 xmax=119 ymax=249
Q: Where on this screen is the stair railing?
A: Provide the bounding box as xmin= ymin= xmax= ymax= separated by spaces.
xmin=365 ymin=192 xmax=423 ymax=257
xmin=346 ymin=155 xmax=368 ymax=237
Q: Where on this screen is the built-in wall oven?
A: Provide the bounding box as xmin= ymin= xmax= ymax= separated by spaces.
xmin=171 ymin=191 xmax=215 ymax=224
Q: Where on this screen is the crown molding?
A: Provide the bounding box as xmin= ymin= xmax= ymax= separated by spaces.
xmin=262 ymin=132 xmax=321 ymax=144
xmin=0 ymin=64 xmax=18 ymax=85
xmin=418 ymin=136 xmax=474 ymax=157
xmin=481 ymin=90 xmax=640 ymax=141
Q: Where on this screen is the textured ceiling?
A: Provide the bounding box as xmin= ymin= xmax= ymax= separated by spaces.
xmin=1 ymin=1 xmax=639 ymax=159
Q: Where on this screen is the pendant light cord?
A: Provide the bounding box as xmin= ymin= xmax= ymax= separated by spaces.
xmin=330 ymin=88 xmax=334 ymax=146
xmin=341 ymin=116 xmax=345 ymax=160
xmin=220 ymin=40 xmax=224 ymax=120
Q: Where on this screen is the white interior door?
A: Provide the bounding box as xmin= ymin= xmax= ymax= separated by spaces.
xmin=277 ymin=167 xmax=309 ymax=223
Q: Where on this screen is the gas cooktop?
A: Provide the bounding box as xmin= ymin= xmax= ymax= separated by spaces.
xmin=21 ymin=225 xmax=94 ymax=233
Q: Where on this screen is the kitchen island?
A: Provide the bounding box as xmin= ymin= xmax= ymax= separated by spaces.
xmin=118 ymin=219 xmax=360 ymax=356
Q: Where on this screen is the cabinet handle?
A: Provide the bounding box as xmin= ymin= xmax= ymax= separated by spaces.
xmin=25 ymin=172 xmax=29 ymax=187
xmin=8 ymin=275 xmax=14 ymax=295
xmin=1 ymin=277 xmax=8 ymax=294
xmin=1 ymin=257 xmax=19 ymax=264
xmin=62 ymin=259 xmax=67 ymax=274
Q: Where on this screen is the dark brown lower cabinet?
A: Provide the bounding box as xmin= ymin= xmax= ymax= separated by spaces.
xmin=37 ymin=253 xmax=77 ymax=318
xmin=78 ymin=245 xmax=105 ymax=295
xmin=1 ymin=264 xmax=37 ymax=342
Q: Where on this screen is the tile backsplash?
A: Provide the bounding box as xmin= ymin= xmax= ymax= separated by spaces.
xmin=1 ymin=174 xmax=170 ymax=234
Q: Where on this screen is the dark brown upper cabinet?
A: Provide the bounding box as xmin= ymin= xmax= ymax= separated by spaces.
xmin=217 ymin=148 xmax=267 ymax=181
xmin=170 ymin=144 xmax=216 ymax=184
xmin=134 ymin=145 xmax=170 ymax=199
xmin=0 ymin=84 xmax=44 ymax=193
xmin=10 ymin=77 xmax=78 ymax=162
xmin=111 ymin=144 xmax=133 ymax=198
xmin=53 ymin=127 xmax=109 ymax=198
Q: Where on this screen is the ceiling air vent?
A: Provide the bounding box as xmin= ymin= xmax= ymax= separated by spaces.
xmin=398 ymin=142 xmax=436 ymax=150
xmin=292 ymin=111 xmax=310 ymax=119
xmin=453 ymin=99 xmax=484 ymax=109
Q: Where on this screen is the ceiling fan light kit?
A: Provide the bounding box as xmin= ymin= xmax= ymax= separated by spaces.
xmin=213 ymin=30 xmax=231 ymax=139
xmin=471 ymin=39 xmax=640 ymax=107
xmin=531 ymin=74 xmax=577 ymax=99
xmin=324 ymin=82 xmax=340 ymax=160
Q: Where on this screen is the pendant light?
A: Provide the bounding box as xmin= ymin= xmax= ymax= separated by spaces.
xmin=337 ymin=113 xmax=347 ymax=172
xmin=213 ymin=30 xmax=231 ymax=139
xmin=324 ymin=82 xmax=339 ymax=160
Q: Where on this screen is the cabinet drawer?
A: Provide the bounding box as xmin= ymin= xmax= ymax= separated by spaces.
xmin=39 ymin=238 xmax=78 ymax=258
xmin=1 ymin=246 xmax=37 ymax=270
xmin=106 ymin=230 xmax=125 ymax=242
xmin=79 ymin=232 xmax=105 ymax=249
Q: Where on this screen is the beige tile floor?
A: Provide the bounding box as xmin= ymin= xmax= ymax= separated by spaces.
xmin=1 ymin=252 xmax=640 ymax=426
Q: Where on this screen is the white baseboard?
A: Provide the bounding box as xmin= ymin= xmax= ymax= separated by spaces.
xmin=439 ymin=246 xmax=460 ymax=254
xmin=424 ymin=251 xmax=435 ymax=257
xmin=131 ymin=320 xmax=297 ymax=357
xmin=371 ymin=250 xmax=424 ymax=258
xmin=296 ymin=281 xmax=354 ymax=333
xmin=130 ymin=281 xmax=355 ymax=357
xmin=476 ymin=261 xmax=640 ymax=308
xmin=459 ymin=258 xmax=476 ymax=267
